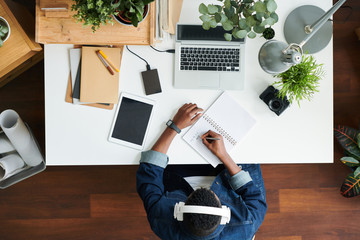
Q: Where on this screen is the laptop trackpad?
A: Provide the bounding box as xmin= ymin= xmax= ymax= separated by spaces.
xmin=199 ymin=73 xmax=220 ymax=88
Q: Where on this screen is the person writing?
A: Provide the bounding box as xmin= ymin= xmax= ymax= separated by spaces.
xmin=136 ymin=103 xmax=267 ymax=240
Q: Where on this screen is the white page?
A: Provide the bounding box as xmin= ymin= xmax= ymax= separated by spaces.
xmin=183 ymin=92 xmax=256 ymax=167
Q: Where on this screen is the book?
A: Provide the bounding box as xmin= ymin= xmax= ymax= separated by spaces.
xmin=79 ymin=46 xmax=122 ymax=104
xmin=183 ymin=92 xmax=256 ymax=167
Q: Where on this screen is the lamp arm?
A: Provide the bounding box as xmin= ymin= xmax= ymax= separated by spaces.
xmin=299 ymin=0 xmax=347 ymax=48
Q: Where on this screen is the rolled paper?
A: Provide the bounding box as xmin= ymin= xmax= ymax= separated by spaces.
xmin=0 ymin=153 xmax=25 ymax=180
xmin=0 ymin=110 xmax=43 ymax=166
xmin=0 ymin=134 xmax=15 ymax=153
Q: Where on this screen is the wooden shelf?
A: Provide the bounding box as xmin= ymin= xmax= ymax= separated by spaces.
xmin=35 ymin=0 xmax=156 ymax=45
xmin=0 ymin=0 xmax=43 ymax=88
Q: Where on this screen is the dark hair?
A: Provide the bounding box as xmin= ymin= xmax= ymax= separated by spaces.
xmin=183 ymin=188 xmax=222 ymax=237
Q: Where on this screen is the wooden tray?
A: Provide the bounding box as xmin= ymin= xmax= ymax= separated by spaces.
xmin=35 ymin=0 xmax=156 ymax=45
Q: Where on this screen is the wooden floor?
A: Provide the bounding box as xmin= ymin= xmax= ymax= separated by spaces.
xmin=1 ymin=1 xmax=360 ymax=240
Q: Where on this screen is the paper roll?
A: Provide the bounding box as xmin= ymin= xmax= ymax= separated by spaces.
xmin=0 ymin=153 xmax=25 ymax=180
xmin=0 ymin=133 xmax=15 ymax=153
xmin=0 ymin=110 xmax=43 ymax=166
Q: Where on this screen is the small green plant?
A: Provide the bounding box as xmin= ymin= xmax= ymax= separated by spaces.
xmin=115 ymin=0 xmax=154 ymax=27
xmin=273 ymin=54 xmax=325 ymax=106
xmin=71 ymin=0 xmax=120 ymax=32
xmin=199 ymin=0 xmax=278 ymax=41
xmin=334 ymin=124 xmax=360 ymax=198
xmin=0 ymin=22 xmax=9 ymax=47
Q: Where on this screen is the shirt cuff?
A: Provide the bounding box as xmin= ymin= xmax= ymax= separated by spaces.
xmin=229 ymin=170 xmax=252 ymax=190
xmin=139 ymin=150 xmax=169 ymax=168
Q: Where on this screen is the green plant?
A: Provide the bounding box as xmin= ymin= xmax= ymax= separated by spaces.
xmin=115 ymin=0 xmax=154 ymax=27
xmin=199 ymin=0 xmax=278 ymax=41
xmin=71 ymin=0 xmax=120 ymax=32
xmin=0 ymin=22 xmax=9 ymax=47
xmin=334 ymin=124 xmax=360 ymax=198
xmin=273 ymin=54 xmax=324 ymax=106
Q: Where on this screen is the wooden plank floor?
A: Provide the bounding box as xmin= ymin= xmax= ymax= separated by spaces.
xmin=0 ymin=1 xmax=360 ymax=239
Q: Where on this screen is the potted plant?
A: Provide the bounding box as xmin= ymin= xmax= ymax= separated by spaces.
xmin=113 ymin=0 xmax=154 ymax=27
xmin=0 ymin=17 xmax=10 ymax=47
xmin=199 ymin=0 xmax=278 ymax=41
xmin=273 ymin=54 xmax=325 ymax=106
xmin=71 ymin=0 xmax=120 ymax=32
xmin=334 ymin=124 xmax=360 ymax=198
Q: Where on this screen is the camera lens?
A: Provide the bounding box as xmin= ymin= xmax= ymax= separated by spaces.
xmin=269 ymin=99 xmax=281 ymax=111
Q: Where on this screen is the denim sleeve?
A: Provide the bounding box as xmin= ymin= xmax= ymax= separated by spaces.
xmin=136 ymin=150 xmax=168 ymax=215
xmin=233 ymin=165 xmax=267 ymax=232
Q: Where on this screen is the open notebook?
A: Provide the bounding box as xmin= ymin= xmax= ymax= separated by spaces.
xmin=183 ymin=92 xmax=256 ymax=167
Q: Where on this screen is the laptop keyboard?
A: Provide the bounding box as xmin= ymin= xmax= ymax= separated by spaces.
xmin=180 ymin=47 xmax=240 ymax=71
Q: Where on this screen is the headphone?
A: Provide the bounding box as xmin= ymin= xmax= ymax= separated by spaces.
xmin=173 ymin=202 xmax=231 ymax=225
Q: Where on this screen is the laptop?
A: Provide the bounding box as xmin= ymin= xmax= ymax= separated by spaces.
xmin=174 ymin=24 xmax=246 ymax=90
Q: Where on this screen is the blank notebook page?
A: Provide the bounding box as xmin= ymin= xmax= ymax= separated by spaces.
xmin=183 ymin=92 xmax=256 ymax=167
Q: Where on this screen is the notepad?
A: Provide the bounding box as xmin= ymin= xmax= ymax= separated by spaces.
xmin=183 ymin=92 xmax=256 ymax=167
xmin=80 ymin=46 xmax=121 ymax=104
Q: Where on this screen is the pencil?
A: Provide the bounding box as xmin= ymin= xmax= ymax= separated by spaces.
xmin=98 ymin=50 xmax=120 ymax=72
xmin=96 ymin=51 xmax=114 ymax=75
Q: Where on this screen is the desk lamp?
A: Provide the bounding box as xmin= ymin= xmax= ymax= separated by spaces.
xmin=259 ymin=0 xmax=347 ymax=74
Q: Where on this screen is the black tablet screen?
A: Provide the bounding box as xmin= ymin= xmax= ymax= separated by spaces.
xmin=111 ymin=97 xmax=153 ymax=145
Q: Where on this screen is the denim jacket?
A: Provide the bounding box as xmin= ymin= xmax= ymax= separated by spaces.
xmin=136 ymin=150 xmax=267 ymax=240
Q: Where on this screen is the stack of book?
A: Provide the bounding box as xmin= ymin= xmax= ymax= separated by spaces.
xmin=65 ymin=46 xmax=123 ymax=110
xmin=156 ymin=0 xmax=183 ymax=41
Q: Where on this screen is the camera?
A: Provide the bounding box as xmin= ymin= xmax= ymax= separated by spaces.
xmin=259 ymin=86 xmax=289 ymax=116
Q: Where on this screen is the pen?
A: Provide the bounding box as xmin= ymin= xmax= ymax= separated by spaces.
xmin=205 ymin=137 xmax=220 ymax=141
xmin=98 ymin=50 xmax=120 ymax=72
xmin=96 ymin=51 xmax=114 ymax=75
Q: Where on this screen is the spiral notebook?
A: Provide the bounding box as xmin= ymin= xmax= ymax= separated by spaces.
xmin=183 ymin=92 xmax=256 ymax=167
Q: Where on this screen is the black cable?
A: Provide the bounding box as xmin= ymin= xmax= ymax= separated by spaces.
xmin=150 ymin=45 xmax=175 ymax=53
xmin=126 ymin=45 xmax=151 ymax=70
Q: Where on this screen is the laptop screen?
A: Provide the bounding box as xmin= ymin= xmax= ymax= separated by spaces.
xmin=177 ymin=24 xmax=245 ymax=43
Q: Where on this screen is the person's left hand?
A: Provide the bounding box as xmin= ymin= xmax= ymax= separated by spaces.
xmin=172 ymin=103 xmax=203 ymax=130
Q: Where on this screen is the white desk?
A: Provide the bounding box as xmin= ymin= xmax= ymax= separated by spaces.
xmin=45 ymin=0 xmax=333 ymax=166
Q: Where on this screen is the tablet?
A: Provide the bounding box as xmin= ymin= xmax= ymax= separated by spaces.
xmin=108 ymin=93 xmax=155 ymax=150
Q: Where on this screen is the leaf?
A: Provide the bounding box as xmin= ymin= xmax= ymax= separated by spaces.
xmin=224 ymin=33 xmax=232 ymax=41
xmin=260 ymin=17 xmax=276 ymax=27
xmin=230 ymin=0 xmax=239 ymax=8
xmin=255 ymin=12 xmax=264 ymax=21
xmin=208 ymin=4 xmax=219 ymax=14
xmin=202 ymin=21 xmax=211 ymax=30
xmin=199 ymin=3 xmax=208 ymax=14
xmin=243 ymin=0 xmax=253 ymax=3
xmin=358 ymin=133 xmax=360 ymax=149
xmin=0 ymin=38 xmax=3 ymax=47
xmin=340 ymin=157 xmax=360 ymax=167
xmin=247 ymin=31 xmax=256 ymax=38
xmin=220 ymin=13 xmax=228 ymax=23
xmin=270 ymin=12 xmax=279 ymax=23
xmin=234 ymin=29 xmax=247 ymax=38
xmin=224 ymin=0 xmax=231 ymax=9
xmin=334 ymin=125 xmax=360 ymax=159
xmin=224 ymin=6 xmax=235 ymax=18
xmin=355 ymin=166 xmax=360 ymax=178
xmin=238 ymin=19 xmax=247 ymax=29
xmin=200 ymin=14 xmax=211 ymax=22
xmin=254 ymin=1 xmax=266 ymax=13
xmin=246 ymin=15 xmax=256 ymax=27
xmin=267 ymin=0 xmax=277 ymax=12
xmin=253 ymin=24 xmax=265 ymax=33
xmin=222 ymin=20 xmax=233 ymax=31
xmin=215 ymin=13 xmax=222 ymax=22
xmin=0 ymin=25 xmax=8 ymax=34
xmin=340 ymin=172 xmax=360 ymax=198
xmin=209 ymin=19 xmax=217 ymax=28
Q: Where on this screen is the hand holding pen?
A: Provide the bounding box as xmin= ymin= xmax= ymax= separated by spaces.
xmin=201 ymin=130 xmax=229 ymax=161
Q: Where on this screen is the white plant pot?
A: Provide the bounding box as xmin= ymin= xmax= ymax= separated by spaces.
xmin=0 ymin=16 xmax=11 ymax=43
